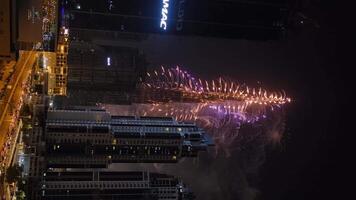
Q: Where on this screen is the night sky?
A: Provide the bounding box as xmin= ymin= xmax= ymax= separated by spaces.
xmin=72 ymin=0 xmax=349 ymax=199
xmin=110 ymin=1 xmax=349 ymax=200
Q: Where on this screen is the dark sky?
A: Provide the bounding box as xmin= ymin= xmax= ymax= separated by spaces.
xmin=109 ymin=1 xmax=348 ymax=200
xmin=74 ymin=0 xmax=350 ymax=199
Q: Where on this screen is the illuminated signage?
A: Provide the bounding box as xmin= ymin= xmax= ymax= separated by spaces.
xmin=160 ymin=0 xmax=170 ymax=30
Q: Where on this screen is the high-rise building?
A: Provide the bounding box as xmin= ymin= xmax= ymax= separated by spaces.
xmin=46 ymin=26 xmax=69 ymax=96
xmin=58 ymin=41 xmax=147 ymax=105
xmin=45 ymin=108 xmax=212 ymax=168
xmin=68 ymin=0 xmax=289 ymax=40
xmin=52 ymin=1 xmax=149 ymax=105
xmin=0 ymin=0 xmax=17 ymax=61
xmin=39 ymin=170 xmax=195 ymax=200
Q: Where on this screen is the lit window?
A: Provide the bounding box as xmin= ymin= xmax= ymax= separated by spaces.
xmin=107 ymin=57 xmax=111 ymax=66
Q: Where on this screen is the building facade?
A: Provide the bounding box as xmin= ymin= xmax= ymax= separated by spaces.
xmin=59 ymin=41 xmax=147 ymax=105
xmin=47 ymin=26 xmax=68 ymax=96
xmin=0 ymin=0 xmax=17 ymax=61
xmin=39 ymin=170 xmax=194 ymax=200
xmin=68 ymin=0 xmax=289 ymax=40
xmin=45 ymin=108 xmax=212 ymax=168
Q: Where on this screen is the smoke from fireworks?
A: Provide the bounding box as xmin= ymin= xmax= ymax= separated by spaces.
xmin=103 ymin=66 xmax=291 ymax=155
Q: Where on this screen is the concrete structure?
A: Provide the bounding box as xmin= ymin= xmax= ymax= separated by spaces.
xmin=23 ymin=75 xmax=49 ymax=200
xmin=47 ymin=27 xmax=68 ymax=96
xmin=56 ymin=40 xmax=147 ymax=105
xmin=68 ymin=0 xmax=289 ymax=40
xmin=17 ymin=0 xmax=43 ymax=44
xmin=45 ymin=108 xmax=212 ymax=168
xmin=39 ymin=170 xmax=195 ymax=200
xmin=0 ymin=0 xmax=16 ymax=61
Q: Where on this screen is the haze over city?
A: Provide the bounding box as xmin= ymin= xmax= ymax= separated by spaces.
xmin=0 ymin=0 xmax=348 ymax=200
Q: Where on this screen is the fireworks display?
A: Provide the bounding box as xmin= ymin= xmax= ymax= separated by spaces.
xmin=142 ymin=66 xmax=291 ymax=106
xmin=104 ymin=66 xmax=291 ymax=154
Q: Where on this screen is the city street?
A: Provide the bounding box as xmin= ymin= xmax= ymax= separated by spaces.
xmin=0 ymin=51 xmax=36 ymax=199
xmin=0 ymin=61 xmax=16 ymax=97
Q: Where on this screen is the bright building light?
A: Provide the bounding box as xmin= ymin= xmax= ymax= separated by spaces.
xmin=107 ymin=57 xmax=111 ymax=66
xmin=160 ymin=0 xmax=170 ymax=30
xmin=43 ymin=56 xmax=47 ymax=68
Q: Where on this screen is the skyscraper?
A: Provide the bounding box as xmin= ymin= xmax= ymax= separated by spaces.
xmin=40 ymin=170 xmax=195 ymax=200
xmin=68 ymin=0 xmax=289 ymax=40
xmin=0 ymin=0 xmax=16 ymax=61
xmin=45 ymin=108 xmax=212 ymax=168
xmin=62 ymin=41 xmax=147 ymax=105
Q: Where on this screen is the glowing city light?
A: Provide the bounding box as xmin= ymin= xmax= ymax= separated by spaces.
xmin=160 ymin=0 xmax=170 ymax=30
xmin=102 ymin=66 xmax=291 ymax=153
xmin=43 ymin=56 xmax=47 ymax=69
xmin=107 ymin=57 xmax=111 ymax=66
xmin=141 ymin=66 xmax=291 ymax=106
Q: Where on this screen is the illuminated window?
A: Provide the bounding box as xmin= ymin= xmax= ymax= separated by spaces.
xmin=107 ymin=57 xmax=111 ymax=66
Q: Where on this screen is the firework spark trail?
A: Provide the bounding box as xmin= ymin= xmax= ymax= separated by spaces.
xmin=103 ymin=66 xmax=290 ymax=155
xmin=143 ymin=66 xmax=291 ymax=106
xmin=102 ymin=67 xmax=291 ymax=199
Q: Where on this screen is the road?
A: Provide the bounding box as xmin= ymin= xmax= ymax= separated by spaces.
xmin=0 ymin=51 xmax=37 ymax=199
xmin=0 ymin=61 xmax=16 ymax=98
xmin=0 ymin=51 xmax=36 ymax=150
